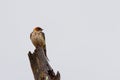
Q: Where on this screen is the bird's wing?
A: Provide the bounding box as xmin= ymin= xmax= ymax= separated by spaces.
xmin=42 ymin=32 xmax=47 ymax=59
xmin=42 ymin=32 xmax=45 ymax=41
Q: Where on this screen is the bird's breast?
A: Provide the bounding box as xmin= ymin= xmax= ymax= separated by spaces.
xmin=31 ymin=32 xmax=45 ymax=47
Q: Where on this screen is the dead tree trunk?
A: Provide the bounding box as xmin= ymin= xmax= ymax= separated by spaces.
xmin=28 ymin=46 xmax=60 ymax=80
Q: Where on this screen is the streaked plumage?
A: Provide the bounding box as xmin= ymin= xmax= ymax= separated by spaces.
xmin=30 ymin=27 xmax=47 ymax=58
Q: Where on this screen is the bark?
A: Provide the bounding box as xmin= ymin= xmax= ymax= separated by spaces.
xmin=28 ymin=46 xmax=60 ymax=80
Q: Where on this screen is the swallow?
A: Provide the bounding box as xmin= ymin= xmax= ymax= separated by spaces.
xmin=30 ymin=27 xmax=48 ymax=59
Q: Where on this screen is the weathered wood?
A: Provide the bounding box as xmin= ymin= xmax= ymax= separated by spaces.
xmin=28 ymin=46 xmax=60 ymax=80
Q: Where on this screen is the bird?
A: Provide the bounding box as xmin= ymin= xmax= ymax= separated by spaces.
xmin=30 ymin=27 xmax=47 ymax=59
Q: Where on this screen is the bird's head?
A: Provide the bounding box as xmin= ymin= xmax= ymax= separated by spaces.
xmin=33 ymin=27 xmax=43 ymax=31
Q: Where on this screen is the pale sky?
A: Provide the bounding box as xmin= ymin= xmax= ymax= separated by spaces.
xmin=1 ymin=0 xmax=120 ymax=80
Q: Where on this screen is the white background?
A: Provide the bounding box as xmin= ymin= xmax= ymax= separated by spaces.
xmin=1 ymin=0 xmax=120 ymax=80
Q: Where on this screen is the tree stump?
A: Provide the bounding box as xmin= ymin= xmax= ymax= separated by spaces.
xmin=28 ymin=46 xmax=60 ymax=80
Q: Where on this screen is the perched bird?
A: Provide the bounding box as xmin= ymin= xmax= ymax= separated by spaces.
xmin=30 ymin=27 xmax=47 ymax=59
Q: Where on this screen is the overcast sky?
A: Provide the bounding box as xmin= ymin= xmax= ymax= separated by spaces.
xmin=1 ymin=0 xmax=120 ymax=80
